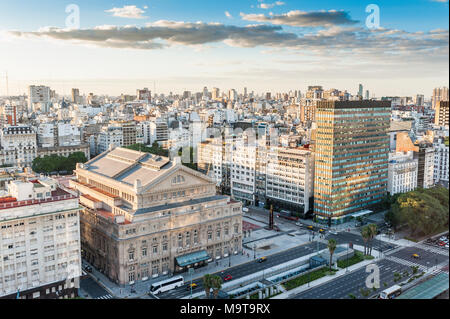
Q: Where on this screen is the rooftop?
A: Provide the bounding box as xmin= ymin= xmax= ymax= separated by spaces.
xmin=80 ymin=147 xmax=174 ymax=187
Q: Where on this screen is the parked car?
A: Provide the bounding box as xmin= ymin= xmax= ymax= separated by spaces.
xmin=223 ymin=275 xmax=233 ymax=281
xmin=412 ymin=253 xmax=420 ymax=259
xmin=84 ymin=265 xmax=93 ymax=273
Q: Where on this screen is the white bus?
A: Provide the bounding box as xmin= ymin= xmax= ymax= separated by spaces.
xmin=379 ymin=285 xmax=402 ymax=299
xmin=150 ymin=276 xmax=184 ymax=295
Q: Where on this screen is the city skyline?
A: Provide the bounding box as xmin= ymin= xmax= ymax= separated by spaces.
xmin=0 ymin=0 xmax=449 ymax=96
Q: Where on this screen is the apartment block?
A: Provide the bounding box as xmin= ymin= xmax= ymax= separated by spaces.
xmin=0 ymin=178 xmax=81 ymax=299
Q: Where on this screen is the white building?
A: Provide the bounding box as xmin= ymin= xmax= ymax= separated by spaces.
xmin=0 ymin=178 xmax=81 ymax=299
xmin=231 ymin=136 xmax=257 ymax=205
xmin=433 ymin=137 xmax=449 ymax=186
xmin=388 ymin=151 xmax=418 ymax=195
xmin=28 ymin=85 xmax=51 ymax=113
xmin=266 ymin=147 xmax=314 ymax=213
xmin=97 ymin=126 xmax=123 ymax=155
xmin=0 ymin=126 xmax=37 ymax=167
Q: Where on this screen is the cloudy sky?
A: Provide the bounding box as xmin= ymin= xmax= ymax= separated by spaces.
xmin=0 ymin=0 xmax=448 ymax=97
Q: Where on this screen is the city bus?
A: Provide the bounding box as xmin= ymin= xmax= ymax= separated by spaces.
xmin=379 ymin=285 xmax=402 ymax=299
xmin=149 ymin=276 xmax=184 ymax=295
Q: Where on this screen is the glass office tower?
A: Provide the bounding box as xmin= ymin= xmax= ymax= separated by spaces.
xmin=314 ymin=100 xmax=391 ymax=224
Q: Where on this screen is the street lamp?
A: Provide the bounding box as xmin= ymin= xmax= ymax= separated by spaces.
xmin=253 ymin=244 xmax=256 ymax=260
xmin=228 ymin=248 xmax=231 ymax=268
xmin=188 ymin=268 xmax=194 ymax=299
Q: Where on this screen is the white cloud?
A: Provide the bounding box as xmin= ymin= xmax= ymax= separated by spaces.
xmin=225 ymin=11 xmax=233 ymax=19
xmin=105 ymin=5 xmax=147 ymax=19
xmin=241 ymin=10 xmax=359 ymax=27
xmin=259 ymin=2 xmax=285 ymax=9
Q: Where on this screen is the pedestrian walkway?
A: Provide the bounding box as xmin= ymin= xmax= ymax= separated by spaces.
xmin=414 ymin=243 xmax=449 ymax=256
xmin=96 ymin=294 xmax=113 ymax=299
xmin=384 ymin=255 xmax=427 ymax=271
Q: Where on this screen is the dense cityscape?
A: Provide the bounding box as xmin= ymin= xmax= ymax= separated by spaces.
xmin=0 ymin=0 xmax=448 ymax=308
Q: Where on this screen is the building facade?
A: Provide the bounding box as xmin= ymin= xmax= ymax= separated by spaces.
xmin=0 ymin=178 xmax=81 ymax=299
xmin=388 ymin=151 xmax=418 ymax=195
xmin=314 ymin=100 xmax=391 ymax=224
xmin=0 ymin=126 xmax=37 ymax=168
xmin=70 ymin=146 xmax=243 ymax=285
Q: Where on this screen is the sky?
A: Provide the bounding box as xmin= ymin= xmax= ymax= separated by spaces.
xmin=0 ymin=0 xmax=448 ymax=97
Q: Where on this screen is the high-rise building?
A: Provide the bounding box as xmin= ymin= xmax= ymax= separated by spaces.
xmin=28 ymin=85 xmax=51 ymax=112
xmin=71 ymin=88 xmax=80 ymax=104
xmin=435 ymin=100 xmax=449 ymax=127
xmin=358 ymin=84 xmax=363 ymax=97
xmin=432 ymin=87 xmax=449 ymax=109
xmin=136 ymin=88 xmax=151 ymax=102
xmin=365 ymin=90 xmax=370 ymax=100
xmin=314 ymin=100 xmax=391 ymax=224
xmin=212 ymin=88 xmax=220 ymax=100
xmin=0 ymin=177 xmax=81 ymax=299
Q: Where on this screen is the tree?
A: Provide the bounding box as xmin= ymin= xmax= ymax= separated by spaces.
xmin=367 ymin=224 xmax=378 ymax=256
xmin=360 ymin=226 xmax=370 ymax=255
xmin=327 ymin=238 xmax=337 ymax=270
xmin=210 ymin=275 xmax=223 ymax=299
xmin=202 ymin=274 xmax=212 ymax=299
xmin=389 ymin=188 xmax=449 ymax=237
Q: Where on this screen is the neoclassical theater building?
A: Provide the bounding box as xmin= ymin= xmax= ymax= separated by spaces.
xmin=70 ymin=145 xmax=243 ymax=285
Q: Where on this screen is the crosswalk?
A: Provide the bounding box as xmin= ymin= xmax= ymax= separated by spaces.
xmin=414 ymin=243 xmax=449 ymax=256
xmin=384 ymin=255 xmax=427 ymax=271
xmin=96 ymin=294 xmax=113 ymax=299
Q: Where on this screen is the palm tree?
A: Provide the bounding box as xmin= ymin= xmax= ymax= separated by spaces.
xmin=327 ymin=238 xmax=337 ymax=270
xmin=211 ymin=275 xmax=223 ymax=299
xmin=367 ymin=224 xmax=378 ymax=256
xmin=202 ymin=274 xmax=212 ymax=299
xmin=361 ymin=226 xmax=370 ymax=255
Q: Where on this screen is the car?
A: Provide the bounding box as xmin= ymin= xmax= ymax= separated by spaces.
xmin=412 ymin=253 xmax=420 ymax=259
xmin=329 ymin=230 xmax=338 ymax=235
xmin=242 ymin=207 xmax=249 ymax=213
xmin=307 ymin=225 xmax=314 ymax=230
xmin=319 ymin=229 xmax=325 ymax=233
xmin=223 ymin=275 xmax=232 ymax=281
xmin=258 ymin=257 xmax=267 ymax=263
xmin=186 ymin=283 xmax=198 ymax=290
xmin=446 ymin=244 xmax=449 ymax=248
xmin=295 ymin=222 xmax=302 ymax=227
xmin=439 ymin=241 xmax=446 ymax=246
xmin=84 ymin=266 xmax=93 ymax=273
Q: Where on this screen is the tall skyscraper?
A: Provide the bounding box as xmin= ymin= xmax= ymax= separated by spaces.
xmin=212 ymin=87 xmax=220 ymax=100
xmin=358 ymin=84 xmax=363 ymax=97
xmin=71 ymin=88 xmax=80 ymax=103
xmin=314 ymin=100 xmax=391 ymax=224
xmin=365 ymin=90 xmax=370 ymax=100
xmin=432 ymin=87 xmax=449 ymax=109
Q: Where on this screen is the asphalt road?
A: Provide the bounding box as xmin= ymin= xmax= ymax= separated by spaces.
xmin=80 ymin=276 xmax=114 ymax=299
xmin=291 ymin=258 xmax=408 ymax=299
xmin=291 ymin=245 xmax=449 ymax=299
xmin=388 ymin=246 xmax=449 ymax=268
xmin=157 ymin=241 xmax=327 ymax=299
xmin=325 ymin=231 xmax=398 ymax=253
